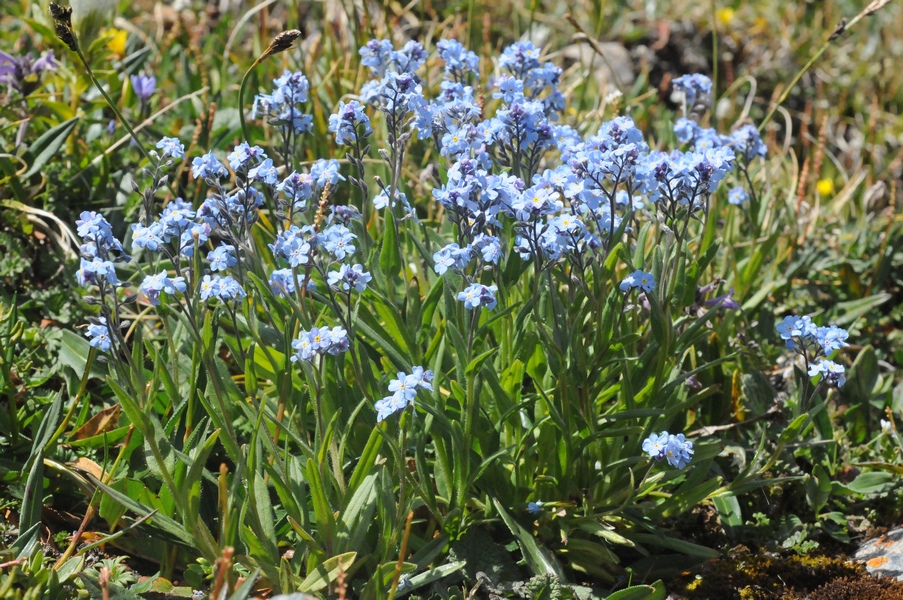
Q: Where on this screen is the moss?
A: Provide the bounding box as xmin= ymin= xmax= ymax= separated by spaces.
xmin=808 ymin=576 xmax=903 ymax=600
xmin=670 ymin=548 xmax=880 ymax=599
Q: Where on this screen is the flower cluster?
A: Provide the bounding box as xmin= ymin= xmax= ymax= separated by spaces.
xmin=776 ymin=315 xmax=849 ymax=388
xmin=253 ymin=70 xmax=313 ymax=137
xmin=620 ymin=270 xmax=655 ymax=294
xmin=643 ymin=431 xmax=695 ymax=469
xmin=374 ymin=367 xmax=433 ymax=422
xmin=672 ymin=74 xmax=712 ymax=111
xmin=328 ymin=100 xmax=372 ymax=146
xmin=199 ymin=275 xmax=245 ymax=303
xmin=0 ymin=48 xmax=56 ymax=95
xmin=291 ymin=327 xmax=350 ymax=362
xmin=327 ymin=263 xmax=372 ymax=293
xmin=140 ymin=271 xmax=187 ymax=306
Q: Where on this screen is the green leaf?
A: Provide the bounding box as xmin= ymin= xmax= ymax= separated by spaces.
xmin=23 ymin=117 xmax=79 ymax=178
xmin=844 ymin=345 xmax=879 ymax=405
xmin=835 ymin=471 xmax=894 ymax=495
xmin=337 ymin=473 xmax=377 ymax=553
xmin=805 ymin=465 xmax=832 ymax=514
xmin=492 ymin=498 xmax=565 ymax=579
xmin=227 ymin=569 xmax=261 ymax=600
xmin=466 ymin=348 xmax=497 ymax=375
xmin=604 ymin=580 xmax=666 ymax=600
xmin=380 ymin=213 xmax=402 ymax=277
xmin=58 ymin=329 xmax=105 ymax=378
xmin=630 ymin=533 xmax=720 ymax=558
xmin=79 ymin=573 xmax=144 ymax=600
xmin=298 ymin=552 xmax=357 ymax=593
xmin=713 ymin=494 xmax=743 ymax=529
xmin=396 ymin=561 xmax=467 ymax=596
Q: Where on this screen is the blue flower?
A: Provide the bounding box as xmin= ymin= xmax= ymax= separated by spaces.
xmin=359 ymin=39 xmax=394 ymax=77
xmin=808 ymin=360 xmax=846 ymax=387
xmin=156 ymin=136 xmax=185 ymax=160
xmin=77 ymin=257 xmax=120 ymax=287
xmin=664 ymin=434 xmax=694 ymax=469
xmin=271 ymin=227 xmax=313 ymax=267
xmin=672 ymin=73 xmax=712 ymax=109
xmin=310 ymin=158 xmax=345 ymax=189
xmin=277 ymin=172 xmax=314 ymax=211
xmin=368 ymin=71 xmax=426 ymax=119
xmin=527 ymin=501 xmax=544 ymax=515
xmin=269 ymin=268 xmax=296 ymax=297
xmin=199 ymin=275 xmax=245 ymax=302
xmin=774 ymin=315 xmax=827 ymax=353
xmin=728 ymin=187 xmax=749 ymax=205
xmin=130 ymin=222 xmax=165 ymax=252
xmin=291 ymin=326 xmax=349 ymax=362
xmin=328 ymin=100 xmax=372 ymax=146
xmin=253 ymin=70 xmax=313 ymax=135
xmin=731 ymin=124 xmax=767 ymax=161
xmin=76 ymin=211 xmax=129 ymax=261
xmin=321 ymin=224 xmax=356 ymax=260
xmin=674 ymin=117 xmax=701 ymax=144
xmin=433 ymin=243 xmax=471 ymax=275
xmin=620 ymin=270 xmax=655 ymax=294
xmin=375 ymin=367 xmax=433 ymax=422
xmin=207 ymin=245 xmax=237 ymax=272
xmin=457 ymin=283 xmax=498 ymax=310
xmin=643 ymin=431 xmax=694 ymax=469
xmin=436 ymin=39 xmax=480 ymax=80
xmin=140 ymin=271 xmax=187 ymax=305
xmin=86 ymin=317 xmax=112 ymax=352
xmin=248 ymin=157 xmax=279 ymax=185
xmin=327 ymin=264 xmax=372 ymax=292
xmin=191 ymin=152 xmax=228 ymax=181
xmin=816 ymin=325 xmax=849 ymax=355
xmin=227 ymin=142 xmax=266 ymax=172
xmin=391 ymin=40 xmax=428 ymax=73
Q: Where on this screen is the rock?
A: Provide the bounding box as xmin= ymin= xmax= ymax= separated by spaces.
xmin=855 ymin=527 xmax=903 ymax=579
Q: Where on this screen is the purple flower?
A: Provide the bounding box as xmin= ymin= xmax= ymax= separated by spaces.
xmin=130 ymin=74 xmax=156 ymax=101
xmin=705 ymin=288 xmax=740 ymax=310
xmin=0 ymin=49 xmax=56 ymax=95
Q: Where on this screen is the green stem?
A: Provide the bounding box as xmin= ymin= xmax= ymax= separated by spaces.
xmin=45 ymin=347 xmax=97 ymax=450
xmin=73 ymin=46 xmax=156 ymax=169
